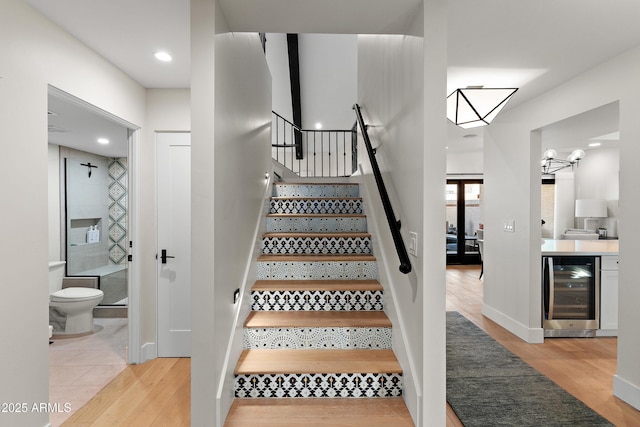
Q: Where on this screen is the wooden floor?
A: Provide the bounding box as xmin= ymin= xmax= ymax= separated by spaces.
xmin=445 ymin=264 xmax=640 ymax=427
xmin=225 ymin=398 xmax=414 ymax=427
xmin=245 ymin=310 xmax=392 ymax=328
xmin=63 ymin=265 xmax=640 ymax=426
xmin=235 ymin=349 xmax=402 ymax=375
xmin=62 ymin=358 xmax=190 ymax=427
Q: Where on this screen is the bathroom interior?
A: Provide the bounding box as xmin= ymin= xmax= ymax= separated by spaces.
xmin=48 ymin=88 xmax=131 ymax=424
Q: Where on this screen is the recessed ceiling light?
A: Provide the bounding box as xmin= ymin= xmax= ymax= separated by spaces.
xmin=97 ymin=138 xmax=109 ymax=144
xmin=154 ymin=51 xmax=172 ymax=62
xmin=588 ymin=142 xmax=601 ymax=147
xmin=315 ymin=122 xmax=323 ymax=130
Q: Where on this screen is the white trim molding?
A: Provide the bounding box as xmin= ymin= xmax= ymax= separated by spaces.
xmin=614 ymin=374 xmax=640 ymax=410
xmin=139 ymin=342 xmax=157 ymax=364
xmin=482 ymin=303 xmax=545 ymax=344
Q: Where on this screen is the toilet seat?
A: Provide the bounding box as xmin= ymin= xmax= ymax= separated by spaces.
xmin=51 ymin=287 xmax=104 ymax=302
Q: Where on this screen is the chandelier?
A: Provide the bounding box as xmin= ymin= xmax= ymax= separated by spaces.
xmin=446 ymin=87 xmax=518 ymax=129
xmin=541 ymin=148 xmax=585 ymax=174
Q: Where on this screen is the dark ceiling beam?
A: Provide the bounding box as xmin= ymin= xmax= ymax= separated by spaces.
xmin=287 ymin=33 xmax=303 ymax=159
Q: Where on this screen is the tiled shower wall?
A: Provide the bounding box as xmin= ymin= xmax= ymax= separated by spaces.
xmin=108 ymin=158 xmax=128 ymax=264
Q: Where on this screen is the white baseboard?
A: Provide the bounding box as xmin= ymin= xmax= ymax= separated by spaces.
xmin=614 ymin=374 xmax=640 ymax=410
xmin=139 ymin=342 xmax=157 ymax=363
xmin=482 ymin=303 xmax=544 ymax=343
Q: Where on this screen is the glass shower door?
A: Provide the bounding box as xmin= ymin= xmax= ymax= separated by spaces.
xmin=64 ymin=151 xmax=129 ymax=306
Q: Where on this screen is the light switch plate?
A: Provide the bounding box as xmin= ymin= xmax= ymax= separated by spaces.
xmin=409 ymin=231 xmax=418 ymax=257
xmin=504 ymin=220 xmax=515 ymax=233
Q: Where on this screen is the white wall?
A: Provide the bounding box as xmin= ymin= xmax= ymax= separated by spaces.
xmin=483 ymin=44 xmax=640 ymax=409
xmin=299 ymin=34 xmax=357 ymax=129
xmin=0 ymin=2 xmax=145 ymax=426
xmin=136 ymin=89 xmax=191 ymax=361
xmin=357 ymin=34 xmax=423 ymax=423
xmin=575 ymin=148 xmax=619 ymax=200
xmin=447 ymin=149 xmax=483 ymax=175
xmin=265 ymin=33 xmax=292 ymax=120
xmin=356 ymin=0 xmax=447 ymax=422
xmin=574 ymin=147 xmax=620 ymax=234
xmin=48 ymin=144 xmax=62 ymax=262
xmin=191 ymin=1 xmax=272 ymax=424
xmin=265 ymin=33 xmax=357 ymax=130
xmin=552 ymin=171 xmax=575 ymax=239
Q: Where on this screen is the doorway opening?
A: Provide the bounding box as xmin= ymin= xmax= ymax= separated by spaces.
xmin=47 ymin=85 xmax=140 ymax=421
xmin=446 ymin=179 xmax=483 ymax=264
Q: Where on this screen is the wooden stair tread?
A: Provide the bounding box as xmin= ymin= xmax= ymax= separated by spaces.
xmin=258 ymin=254 xmax=376 ymax=262
xmin=225 ymin=398 xmax=414 ymax=427
xmin=252 ymin=279 xmax=383 ymax=292
xmin=245 ymin=311 xmax=390 ymax=328
xmin=235 ymin=349 xmax=401 ymax=374
xmin=263 ymin=232 xmax=370 ymax=238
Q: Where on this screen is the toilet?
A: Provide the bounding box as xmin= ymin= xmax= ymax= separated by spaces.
xmin=50 ymin=287 xmax=104 ymax=335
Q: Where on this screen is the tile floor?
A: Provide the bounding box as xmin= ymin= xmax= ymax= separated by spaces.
xmin=49 ymin=318 xmax=128 ymax=427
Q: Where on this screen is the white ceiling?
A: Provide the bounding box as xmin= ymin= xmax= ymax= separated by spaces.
xmin=48 ymin=92 xmax=130 ymax=158
xmin=28 ymin=0 xmax=640 ymax=156
xmin=445 ymin=0 xmax=640 ymax=154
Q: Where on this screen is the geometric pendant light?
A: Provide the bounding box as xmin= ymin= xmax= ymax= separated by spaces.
xmin=446 ymin=87 xmax=518 ymax=129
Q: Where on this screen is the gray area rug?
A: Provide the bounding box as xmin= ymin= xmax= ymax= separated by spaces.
xmin=446 ymin=311 xmax=613 ymax=426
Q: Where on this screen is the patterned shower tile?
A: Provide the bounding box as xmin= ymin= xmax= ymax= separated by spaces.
xmin=108 ymin=158 xmax=128 ymax=266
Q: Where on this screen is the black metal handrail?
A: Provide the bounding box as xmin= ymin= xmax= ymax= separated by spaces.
xmin=271 ymin=111 xmax=357 ymax=177
xmin=353 ymin=104 xmax=412 ymax=274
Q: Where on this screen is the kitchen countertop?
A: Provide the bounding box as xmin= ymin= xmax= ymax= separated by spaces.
xmin=541 ymin=239 xmax=619 ymax=256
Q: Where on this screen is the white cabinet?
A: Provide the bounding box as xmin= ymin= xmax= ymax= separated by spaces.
xmin=599 ymin=255 xmax=619 ymax=335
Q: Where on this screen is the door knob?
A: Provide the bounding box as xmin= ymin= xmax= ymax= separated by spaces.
xmin=161 ymin=249 xmax=175 ymax=264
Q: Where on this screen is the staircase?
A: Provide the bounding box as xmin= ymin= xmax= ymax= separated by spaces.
xmin=225 ymin=181 xmax=413 ymax=426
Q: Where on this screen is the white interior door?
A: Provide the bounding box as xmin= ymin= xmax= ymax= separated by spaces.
xmin=157 ymin=132 xmax=191 ymax=357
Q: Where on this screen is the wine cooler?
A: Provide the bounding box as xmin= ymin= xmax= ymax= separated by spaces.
xmin=542 ymin=256 xmax=600 ymax=337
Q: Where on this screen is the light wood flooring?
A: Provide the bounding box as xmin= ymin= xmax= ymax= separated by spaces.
xmin=61 ymin=358 xmax=190 ymax=427
xmin=62 ymin=265 xmax=640 ymax=426
xmin=446 ymin=264 xmax=640 ymax=427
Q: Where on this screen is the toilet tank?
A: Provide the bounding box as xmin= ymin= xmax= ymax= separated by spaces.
xmin=62 ymin=276 xmax=99 ymax=289
xmin=48 ymin=261 xmax=66 ymax=295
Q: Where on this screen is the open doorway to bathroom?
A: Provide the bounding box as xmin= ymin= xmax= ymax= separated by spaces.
xmin=47 ymin=86 xmax=138 ymax=423
xmin=49 ymin=88 xmax=133 ymax=315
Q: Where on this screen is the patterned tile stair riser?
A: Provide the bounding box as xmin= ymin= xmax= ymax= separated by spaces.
xmin=235 ymin=373 xmax=403 ymax=398
xmin=243 ymin=327 xmax=392 ymax=349
xmin=271 ymin=183 xmax=360 ymax=198
xmin=262 ymin=234 xmax=372 ymax=255
xmin=256 ymin=259 xmax=378 ymax=281
xmin=234 ymin=182 xmax=404 ymax=401
xmin=269 ymin=198 xmax=364 ymax=215
xmin=251 ymin=289 xmax=384 ymax=311
xmin=266 ymin=215 xmax=368 ymax=233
